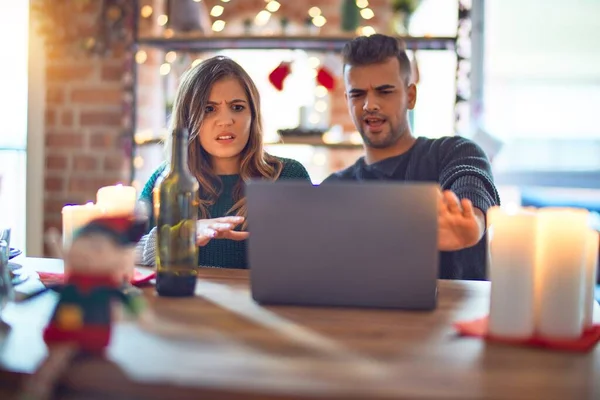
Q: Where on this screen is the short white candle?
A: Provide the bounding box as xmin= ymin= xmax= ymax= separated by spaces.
xmin=536 ymin=208 xmax=588 ymax=339
xmin=584 ymin=230 xmax=599 ymax=330
xmin=96 ymin=184 xmax=137 ymax=217
xmin=487 ymin=206 xmax=537 ymax=338
xmin=62 ymin=202 xmax=102 ymax=249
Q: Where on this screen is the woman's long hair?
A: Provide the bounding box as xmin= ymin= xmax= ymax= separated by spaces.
xmin=167 ymin=56 xmax=283 ymax=222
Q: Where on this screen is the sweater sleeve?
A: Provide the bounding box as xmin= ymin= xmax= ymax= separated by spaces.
xmin=139 ymin=163 xmax=167 ymax=231
xmin=438 ymin=137 xmax=501 ymax=214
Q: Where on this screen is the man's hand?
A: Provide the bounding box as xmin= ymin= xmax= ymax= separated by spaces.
xmin=196 ymin=216 xmax=249 ymax=246
xmin=438 ymin=190 xmax=485 ymax=251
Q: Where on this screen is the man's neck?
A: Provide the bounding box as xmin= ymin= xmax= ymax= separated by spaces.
xmin=364 ymin=134 xmax=417 ymax=165
xmin=212 ymin=157 xmax=241 ymax=175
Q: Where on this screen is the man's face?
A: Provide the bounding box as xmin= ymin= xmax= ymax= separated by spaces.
xmin=344 ymin=57 xmax=416 ymax=149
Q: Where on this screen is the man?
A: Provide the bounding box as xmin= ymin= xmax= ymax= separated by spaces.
xmin=323 ymin=34 xmax=501 ymax=280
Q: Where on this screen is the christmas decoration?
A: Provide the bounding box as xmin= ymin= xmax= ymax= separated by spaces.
xmin=316 ymin=66 xmax=335 ymax=91
xmin=268 ymin=61 xmax=292 ymax=91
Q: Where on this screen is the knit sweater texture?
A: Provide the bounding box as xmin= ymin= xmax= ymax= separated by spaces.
xmin=323 ymin=136 xmax=501 ymax=280
xmin=140 ymin=157 xmax=311 ymax=268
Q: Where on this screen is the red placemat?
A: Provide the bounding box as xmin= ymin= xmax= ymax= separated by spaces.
xmin=454 ymin=316 xmax=600 ymax=353
xmin=37 ymin=269 xmax=155 ymax=287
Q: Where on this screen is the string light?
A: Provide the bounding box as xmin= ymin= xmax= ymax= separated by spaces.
xmin=315 ymin=100 xmax=328 ymax=113
xmin=308 ymin=7 xmax=321 ymax=18
xmin=159 ymin=63 xmax=171 ymax=75
xmin=192 ymin=58 xmax=203 ymax=67
xmin=140 ymin=6 xmax=153 ymax=18
xmin=135 ymin=50 xmax=147 ymax=64
xmin=192 ymin=0 xmax=201 ymax=2
xmin=165 ymin=51 xmax=177 ymax=63
xmin=309 ymin=114 xmax=321 ymax=124
xmin=360 ymin=8 xmax=375 ymax=19
xmin=164 ymin=28 xmax=174 ymax=38
xmin=133 ymin=156 xmax=144 ymax=169
xmin=357 ymin=26 xmax=376 ymax=36
xmin=314 ymin=85 xmax=328 ymax=98
xmin=255 ymin=10 xmax=271 ymax=26
xmin=356 ymin=0 xmax=369 ymax=8
xmin=312 ymin=15 xmax=326 ymax=27
xmin=265 ymin=1 xmax=281 ymax=12
xmin=308 ymin=56 xmax=320 ymax=69
xmin=221 ymin=0 xmax=230 ymax=2
xmin=210 ymin=5 xmax=224 ymax=17
xmin=212 ymin=20 xmax=226 ymax=32
xmin=157 ymin=14 xmax=168 ymax=26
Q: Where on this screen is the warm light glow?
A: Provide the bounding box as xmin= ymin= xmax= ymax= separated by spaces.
xmin=308 ymin=56 xmax=320 ymax=69
xmin=311 ymin=69 xmax=319 ymax=78
xmin=193 ymin=0 xmax=201 ymax=2
xmin=192 ymin=58 xmax=203 ymax=67
xmin=164 ymin=28 xmax=174 ymax=38
xmin=140 ymin=5 xmax=153 ymax=18
xmin=221 ymin=0 xmax=230 ymax=2
xmin=356 ymin=0 xmax=369 ymax=8
xmin=360 ymin=8 xmax=374 ymax=19
xmin=212 ymin=20 xmax=226 ymax=32
xmin=359 ymin=26 xmax=376 ymax=36
xmin=312 ymin=15 xmax=326 ymax=27
xmin=210 ymin=5 xmax=224 ymax=17
xmin=309 ymin=114 xmax=320 ymax=124
xmin=308 ymin=7 xmax=322 ymax=18
xmin=255 ymin=10 xmax=271 ymax=26
xmin=159 ymin=63 xmax=171 ymax=75
xmin=133 ymin=156 xmax=144 ymax=169
xmin=315 ymin=100 xmax=328 ymax=113
xmin=315 ymin=85 xmax=328 ymax=98
xmin=266 ymin=1 xmax=281 ymax=12
xmin=135 ymin=50 xmax=147 ymax=64
xmin=157 ymin=14 xmax=168 ymax=26
xmin=165 ymin=51 xmax=177 ymax=63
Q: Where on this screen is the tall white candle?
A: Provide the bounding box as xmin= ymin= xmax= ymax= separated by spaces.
xmin=62 ymin=202 xmax=102 ymax=249
xmin=536 ymin=208 xmax=588 ymax=339
xmin=96 ymin=184 xmax=137 ymax=217
xmin=487 ymin=206 xmax=537 ymax=338
xmin=584 ymin=230 xmax=599 ymax=329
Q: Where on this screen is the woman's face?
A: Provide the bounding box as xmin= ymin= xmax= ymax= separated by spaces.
xmin=198 ymin=77 xmax=252 ymax=171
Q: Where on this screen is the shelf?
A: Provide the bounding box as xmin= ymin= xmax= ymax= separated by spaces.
xmin=136 ymin=34 xmax=456 ymax=52
xmin=133 ymin=135 xmax=362 ymax=149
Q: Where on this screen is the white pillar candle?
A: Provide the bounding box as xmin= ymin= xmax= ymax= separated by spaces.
xmin=536 ymin=208 xmax=589 ymax=339
xmin=487 ymin=206 xmax=537 ymax=338
xmin=62 ymin=202 xmax=102 ymax=249
xmin=96 ymin=184 xmax=137 ymax=217
xmin=584 ymin=230 xmax=599 ymax=330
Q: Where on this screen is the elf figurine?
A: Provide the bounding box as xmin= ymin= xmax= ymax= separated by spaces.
xmin=26 ymin=215 xmax=148 ymax=355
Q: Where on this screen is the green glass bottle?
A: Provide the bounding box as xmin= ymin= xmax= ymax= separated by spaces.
xmin=156 ymin=128 xmax=199 ymax=297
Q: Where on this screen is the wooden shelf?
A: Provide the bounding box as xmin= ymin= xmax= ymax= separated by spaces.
xmin=133 ymin=135 xmax=362 ymax=149
xmin=136 ymin=34 xmax=456 ymax=52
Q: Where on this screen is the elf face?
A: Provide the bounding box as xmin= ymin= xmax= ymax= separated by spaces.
xmin=198 ymin=77 xmax=251 ymax=174
xmin=344 ymin=57 xmax=416 ymax=150
xmin=66 ymin=233 xmax=135 ymax=281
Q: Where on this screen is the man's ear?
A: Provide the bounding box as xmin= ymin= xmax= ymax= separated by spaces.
xmin=407 ymin=83 xmax=417 ymax=110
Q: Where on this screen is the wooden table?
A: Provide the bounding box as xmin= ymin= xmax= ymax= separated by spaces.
xmin=1 ymin=257 xmax=599 ymax=400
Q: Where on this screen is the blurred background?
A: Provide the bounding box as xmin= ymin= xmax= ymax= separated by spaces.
xmin=0 ymin=0 xmax=598 ymax=256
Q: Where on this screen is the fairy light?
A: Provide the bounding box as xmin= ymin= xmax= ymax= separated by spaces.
xmin=265 ymin=1 xmax=280 ymax=12
xmin=159 ymin=63 xmax=171 ymax=75
xmin=356 ymin=0 xmax=369 ymax=8
xmin=133 ymin=156 xmax=144 ymax=169
xmin=157 ymin=14 xmax=168 ymax=26
xmin=312 ymin=15 xmax=326 ymax=27
xmin=210 ymin=5 xmax=224 ymax=17
xmin=221 ymin=0 xmax=230 ymax=2
xmin=315 ymin=85 xmax=328 ymax=98
xmin=165 ymin=51 xmax=177 ymax=63
xmin=192 ymin=58 xmax=203 ymax=67
xmin=308 ymin=56 xmax=320 ymax=69
xmin=192 ymin=0 xmax=201 ymax=2
xmin=135 ymin=50 xmax=147 ymax=64
xmin=360 ymin=8 xmax=374 ymax=19
xmin=140 ymin=5 xmax=153 ymax=18
xmin=309 ymin=114 xmax=321 ymax=124
xmin=255 ymin=10 xmax=271 ymax=26
xmin=315 ymin=100 xmax=328 ymax=113
xmin=164 ymin=28 xmax=174 ymax=38
xmin=212 ymin=20 xmax=226 ymax=32
xmin=308 ymin=7 xmax=321 ymax=18
xmin=358 ymin=26 xmax=376 ymax=36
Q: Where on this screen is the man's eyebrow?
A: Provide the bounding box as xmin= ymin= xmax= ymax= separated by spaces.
xmin=374 ymin=84 xmax=395 ymax=91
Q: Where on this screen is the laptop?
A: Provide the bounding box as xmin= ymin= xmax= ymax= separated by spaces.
xmin=246 ymin=180 xmax=439 ymax=310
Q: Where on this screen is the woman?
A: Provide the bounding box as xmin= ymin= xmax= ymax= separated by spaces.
xmin=137 ymin=56 xmax=311 ymax=268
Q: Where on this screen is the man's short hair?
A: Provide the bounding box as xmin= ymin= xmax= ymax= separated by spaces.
xmin=342 ymin=34 xmax=412 ymax=85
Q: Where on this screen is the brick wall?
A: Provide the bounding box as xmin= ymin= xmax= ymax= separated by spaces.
xmin=42 ymin=0 xmax=393 ymax=252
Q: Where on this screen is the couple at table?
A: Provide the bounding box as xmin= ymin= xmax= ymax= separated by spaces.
xmin=136 ymin=33 xmax=501 ymax=281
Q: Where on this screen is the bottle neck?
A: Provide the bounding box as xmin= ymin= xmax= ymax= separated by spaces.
xmin=170 ymin=130 xmax=188 ymax=172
